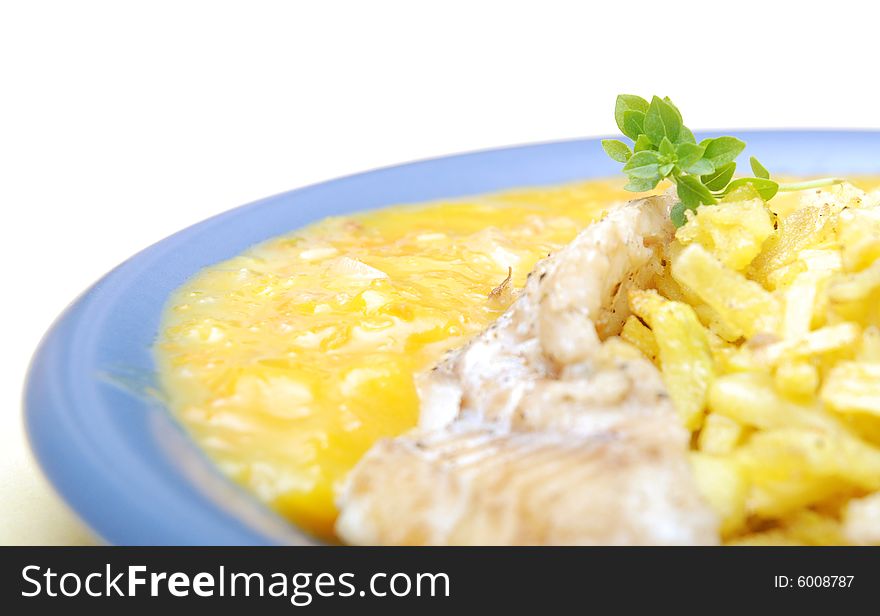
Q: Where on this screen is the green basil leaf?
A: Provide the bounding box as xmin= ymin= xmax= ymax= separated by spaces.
xmin=678 ymin=126 xmax=696 ymax=144
xmin=601 ymin=139 xmax=632 ymax=163
xmin=659 ymin=136 xmax=676 ymax=158
xmin=659 ymin=162 xmax=675 ymax=176
xmin=725 ymin=177 xmax=779 ymax=201
xmin=676 ymin=174 xmax=718 ymax=208
xmin=614 ymin=94 xmax=650 ymax=136
xmin=676 ymin=184 xmax=702 ymax=209
xmin=623 ymin=150 xmax=662 ymax=179
xmin=644 ymin=96 xmax=683 ymax=145
xmin=634 ymin=134 xmax=653 ymax=152
xmin=670 ymin=201 xmax=690 ymax=228
xmin=684 ymin=158 xmax=715 ymax=175
xmin=750 ymin=156 xmax=771 ymax=179
xmin=703 ymin=136 xmax=746 ymax=167
xmin=675 ymin=142 xmax=705 ymax=169
xmin=622 ymin=110 xmax=646 ymax=141
xmin=624 ymin=176 xmax=660 ymax=192
xmin=663 ymin=96 xmax=682 ymax=115
xmin=701 ymin=161 xmax=737 ymax=191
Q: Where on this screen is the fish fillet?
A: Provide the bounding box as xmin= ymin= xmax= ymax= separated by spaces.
xmin=336 ymin=193 xmax=720 ymax=545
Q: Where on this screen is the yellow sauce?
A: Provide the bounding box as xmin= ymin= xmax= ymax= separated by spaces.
xmin=156 ymin=179 xmax=632 ymax=539
xmin=156 ymin=175 xmax=880 ymax=541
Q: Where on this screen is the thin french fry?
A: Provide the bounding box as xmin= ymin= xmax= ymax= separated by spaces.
xmin=672 ymin=244 xmax=782 ymax=338
xmin=629 ymin=289 xmax=714 ymax=429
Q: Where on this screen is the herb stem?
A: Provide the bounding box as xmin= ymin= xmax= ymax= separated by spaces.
xmin=777 ymin=178 xmax=845 ymax=192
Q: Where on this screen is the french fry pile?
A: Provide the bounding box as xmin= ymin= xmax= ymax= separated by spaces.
xmin=621 ymin=183 xmax=880 ymax=544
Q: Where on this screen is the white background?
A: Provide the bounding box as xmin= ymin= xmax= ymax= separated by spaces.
xmin=2 ymin=0 xmax=878 ymax=544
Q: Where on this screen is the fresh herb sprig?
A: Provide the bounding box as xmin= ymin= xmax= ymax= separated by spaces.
xmin=602 ymin=95 xmax=843 ymax=226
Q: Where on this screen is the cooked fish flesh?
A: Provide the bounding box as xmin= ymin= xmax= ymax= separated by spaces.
xmin=335 ymin=194 xmax=720 ymax=545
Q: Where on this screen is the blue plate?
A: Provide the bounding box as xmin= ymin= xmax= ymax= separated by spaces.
xmin=24 ymin=132 xmax=880 ymax=545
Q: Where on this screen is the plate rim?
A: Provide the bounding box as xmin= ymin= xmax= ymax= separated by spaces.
xmin=24 ymin=130 xmax=880 ymax=545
